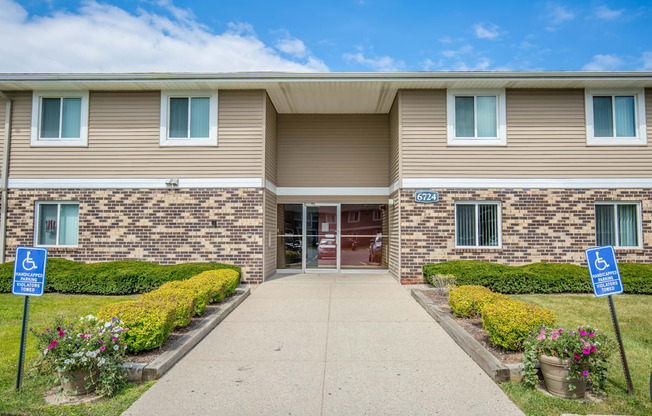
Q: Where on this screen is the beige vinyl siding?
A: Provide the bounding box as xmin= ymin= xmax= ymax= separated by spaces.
xmin=389 ymin=95 xmax=400 ymax=185
xmin=0 ymin=98 xmax=5 ymax=173
xmin=388 ymin=190 xmax=400 ymax=279
xmin=9 ymin=90 xmax=265 ymax=178
xmin=277 ymin=114 xmax=389 ymax=187
xmin=400 ymin=88 xmax=652 ymax=178
xmin=263 ymin=189 xmax=277 ymax=279
xmin=647 ymin=88 xmax=652 ymax=140
xmin=264 ymin=93 xmax=278 ymax=185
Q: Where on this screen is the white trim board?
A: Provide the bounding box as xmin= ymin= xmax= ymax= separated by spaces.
xmin=276 ymin=187 xmax=390 ymax=196
xmin=8 ymin=178 xmax=263 ymax=189
xmin=402 ymin=178 xmax=652 ymax=189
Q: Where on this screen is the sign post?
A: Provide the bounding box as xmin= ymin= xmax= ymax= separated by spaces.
xmin=584 ymin=245 xmax=634 ymax=394
xmin=12 ymin=246 xmax=48 ymax=390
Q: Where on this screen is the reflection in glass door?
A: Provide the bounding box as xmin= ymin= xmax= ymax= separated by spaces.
xmin=304 ymin=204 xmax=339 ymax=270
xmin=341 ymin=204 xmax=387 ymax=269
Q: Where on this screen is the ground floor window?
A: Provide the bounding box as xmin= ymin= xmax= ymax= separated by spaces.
xmin=35 ymin=201 xmax=79 ymax=246
xmin=595 ymin=202 xmax=641 ymax=248
xmin=455 ymin=201 xmax=501 ymax=248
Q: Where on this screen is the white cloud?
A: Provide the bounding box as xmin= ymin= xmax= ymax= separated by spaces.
xmin=642 ymin=52 xmax=652 ymax=70
xmin=442 ymin=45 xmax=473 ymax=58
xmin=474 ymin=23 xmax=499 ymax=39
xmin=546 ymin=3 xmax=575 ymax=29
xmin=0 ymin=0 xmax=328 ymax=72
xmin=343 ymin=50 xmax=405 ymax=72
xmin=591 ymin=5 xmax=624 ymax=20
xmin=276 ymin=38 xmax=308 ymax=58
xmin=582 ymin=54 xmax=623 ymax=70
xmin=453 ymin=58 xmax=492 ymax=71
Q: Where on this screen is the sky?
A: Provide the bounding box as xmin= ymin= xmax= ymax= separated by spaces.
xmin=0 ymin=0 xmax=651 ymax=73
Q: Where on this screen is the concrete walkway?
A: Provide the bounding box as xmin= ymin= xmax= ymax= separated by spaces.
xmin=124 ymin=273 xmax=524 ymax=416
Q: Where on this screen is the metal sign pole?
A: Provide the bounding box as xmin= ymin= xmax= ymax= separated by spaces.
xmin=16 ymin=295 xmax=30 ymax=390
xmin=607 ymin=295 xmax=634 ymax=394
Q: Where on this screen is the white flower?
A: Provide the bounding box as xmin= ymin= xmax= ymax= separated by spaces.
xmin=104 ymin=322 xmax=112 ymax=328
xmin=43 ymin=349 xmax=48 ymax=355
xmin=81 ymin=357 xmax=87 ymax=363
xmin=113 ymin=345 xmax=119 ymax=351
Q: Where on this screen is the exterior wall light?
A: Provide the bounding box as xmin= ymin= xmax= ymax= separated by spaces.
xmin=165 ymin=178 xmax=179 ymax=188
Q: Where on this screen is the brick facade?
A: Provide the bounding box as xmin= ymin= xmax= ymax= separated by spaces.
xmin=5 ymin=188 xmax=265 ymax=283
xmin=399 ymin=188 xmax=652 ymax=284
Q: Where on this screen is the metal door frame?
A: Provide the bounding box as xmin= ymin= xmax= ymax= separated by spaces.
xmin=302 ymin=203 xmax=340 ymax=272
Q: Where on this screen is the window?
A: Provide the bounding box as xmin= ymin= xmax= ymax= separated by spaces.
xmin=160 ymin=91 xmax=218 ymax=146
xmin=372 ymin=209 xmax=382 ymax=221
xmin=585 ymin=89 xmax=647 ymax=145
xmin=35 ymin=202 xmax=79 ymax=247
xmin=455 ymin=202 xmax=501 ymax=248
xmin=595 ymin=202 xmax=641 ymax=248
xmin=348 ymin=211 xmax=361 ymax=223
xmin=447 ymin=89 xmax=507 ymax=146
xmin=31 ymin=91 xmax=89 ymax=146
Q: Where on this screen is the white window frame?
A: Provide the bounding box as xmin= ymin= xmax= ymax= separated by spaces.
xmin=454 ymin=201 xmax=502 ymax=248
xmin=594 ymin=201 xmax=642 ymax=249
xmin=372 ymin=210 xmax=382 ymax=221
xmin=585 ymin=89 xmax=647 ymax=146
xmin=160 ymin=90 xmax=218 ymax=146
xmin=348 ymin=211 xmax=361 ymax=223
xmin=34 ymin=201 xmax=80 ymax=248
xmin=447 ymin=89 xmax=507 ymax=146
xmin=31 ymin=91 xmax=89 ymax=146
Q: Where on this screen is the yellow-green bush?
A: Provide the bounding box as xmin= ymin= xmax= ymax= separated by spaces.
xmin=190 ymin=269 xmax=240 ymax=302
xmin=141 ymin=287 xmax=198 ymax=328
xmin=481 ymin=298 xmax=555 ymax=351
xmin=448 ymin=285 xmax=506 ymax=318
xmin=97 ymin=300 xmax=177 ymax=353
xmin=158 ymin=280 xmax=213 ymax=316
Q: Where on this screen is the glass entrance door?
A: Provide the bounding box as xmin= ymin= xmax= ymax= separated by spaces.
xmin=304 ymin=204 xmax=339 ymax=271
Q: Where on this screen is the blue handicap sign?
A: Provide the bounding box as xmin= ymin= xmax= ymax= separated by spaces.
xmin=12 ymin=247 xmax=48 ymax=297
xmin=584 ymin=245 xmax=623 ymax=297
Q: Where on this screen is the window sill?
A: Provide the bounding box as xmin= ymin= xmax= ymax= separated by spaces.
xmin=34 ymin=246 xmax=79 ymax=250
xmin=447 ymin=138 xmax=506 ymax=146
xmin=160 ymin=139 xmax=217 ymax=147
xmin=30 ymin=140 xmax=88 ymax=147
xmin=613 ymin=247 xmax=644 ymax=253
xmin=586 ymin=138 xmax=647 ymax=146
xmin=453 ymin=247 xmax=502 ymax=252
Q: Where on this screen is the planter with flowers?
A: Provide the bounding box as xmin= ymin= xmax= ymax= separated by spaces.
xmin=522 ymin=325 xmax=616 ymax=399
xmin=32 ymin=314 xmax=129 ymax=396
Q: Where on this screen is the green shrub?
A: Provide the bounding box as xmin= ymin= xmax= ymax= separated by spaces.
xmin=141 ymin=288 xmax=198 ymax=328
xmin=97 ymin=301 xmax=177 ymax=353
xmin=423 ymin=260 xmax=651 ymax=294
xmin=0 ymin=258 xmax=240 ymax=295
xmin=481 ymin=298 xmax=556 ymax=351
xmin=448 ymin=285 xmax=505 ymax=318
xmin=189 ymin=269 xmax=240 ymax=302
xmin=158 ymin=280 xmax=214 ymax=316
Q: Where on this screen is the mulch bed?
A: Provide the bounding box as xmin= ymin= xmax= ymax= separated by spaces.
xmin=124 ymin=304 xmax=221 ymax=364
xmin=422 ymin=289 xmax=523 ymax=365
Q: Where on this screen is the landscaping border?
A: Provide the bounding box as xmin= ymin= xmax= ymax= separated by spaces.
xmin=412 ymin=288 xmax=511 ymax=383
xmin=123 ymin=287 xmax=250 ymax=382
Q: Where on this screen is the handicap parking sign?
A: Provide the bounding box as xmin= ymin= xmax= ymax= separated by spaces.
xmin=584 ymin=245 xmax=624 ymax=297
xmin=12 ymin=247 xmax=48 ymax=297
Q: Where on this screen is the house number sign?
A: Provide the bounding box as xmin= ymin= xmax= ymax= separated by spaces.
xmin=414 ymin=191 xmax=439 ymax=203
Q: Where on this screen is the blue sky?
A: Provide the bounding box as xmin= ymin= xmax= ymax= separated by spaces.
xmin=1 ymin=0 xmax=651 ymax=72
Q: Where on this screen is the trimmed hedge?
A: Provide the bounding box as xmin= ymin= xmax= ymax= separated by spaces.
xmin=448 ymin=285 xmax=505 ymax=318
xmin=424 ymin=260 xmax=652 ymax=294
xmin=98 ymin=269 xmax=240 ymax=353
xmin=97 ymin=300 xmax=177 ymax=353
xmin=482 ymin=298 xmax=556 ymax=351
xmin=0 ymin=259 xmax=240 ymax=295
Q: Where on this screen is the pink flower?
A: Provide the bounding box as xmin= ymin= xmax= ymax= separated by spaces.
xmin=537 ymin=334 xmax=546 ymax=340
xmin=100 ymin=346 xmax=106 ymax=351
xmin=583 ymin=370 xmax=589 ymax=376
xmin=591 ymin=345 xmax=596 ymax=352
xmin=574 ymin=353 xmax=581 ymax=359
xmin=46 ymin=344 xmax=53 ymax=349
xmin=50 ymin=340 xmax=58 ymax=348
xmin=583 ymin=348 xmax=590 ymax=355
xmin=588 ymin=332 xmax=595 ymax=337
xmin=98 ymin=340 xmax=102 ymax=344
xmin=111 ymin=337 xmax=117 ymax=341
xmin=58 ymin=331 xmax=65 ymax=337
xmin=579 ymin=330 xmax=586 ymax=336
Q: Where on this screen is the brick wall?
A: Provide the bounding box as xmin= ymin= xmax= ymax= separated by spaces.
xmin=5 ymin=188 xmax=265 ymax=283
xmin=400 ymin=188 xmax=652 ymax=284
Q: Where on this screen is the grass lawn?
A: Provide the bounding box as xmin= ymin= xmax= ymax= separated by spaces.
xmin=0 ymin=293 xmax=153 ymax=416
xmin=502 ymin=294 xmax=652 ymax=416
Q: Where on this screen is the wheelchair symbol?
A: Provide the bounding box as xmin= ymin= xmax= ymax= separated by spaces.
xmin=22 ymin=251 xmax=37 ymax=271
xmin=594 ymin=253 xmax=609 ymax=271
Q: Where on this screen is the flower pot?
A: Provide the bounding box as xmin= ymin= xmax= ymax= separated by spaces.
xmin=58 ymin=368 xmax=98 ymax=395
xmin=538 ymin=354 xmax=587 ymax=399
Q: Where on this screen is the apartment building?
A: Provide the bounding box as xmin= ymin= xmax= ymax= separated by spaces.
xmin=0 ymin=72 xmax=650 ymax=283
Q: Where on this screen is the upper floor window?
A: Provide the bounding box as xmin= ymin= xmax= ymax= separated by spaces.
xmin=31 ymin=91 xmax=89 ymax=146
xmin=447 ymin=89 xmax=506 ymax=146
xmin=160 ymin=91 xmax=218 ymax=146
xmin=35 ymin=201 xmax=79 ymax=247
xmin=585 ymin=89 xmax=647 ymax=145
xmin=455 ymin=201 xmax=501 ymax=248
xmin=595 ymin=202 xmax=641 ymax=248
